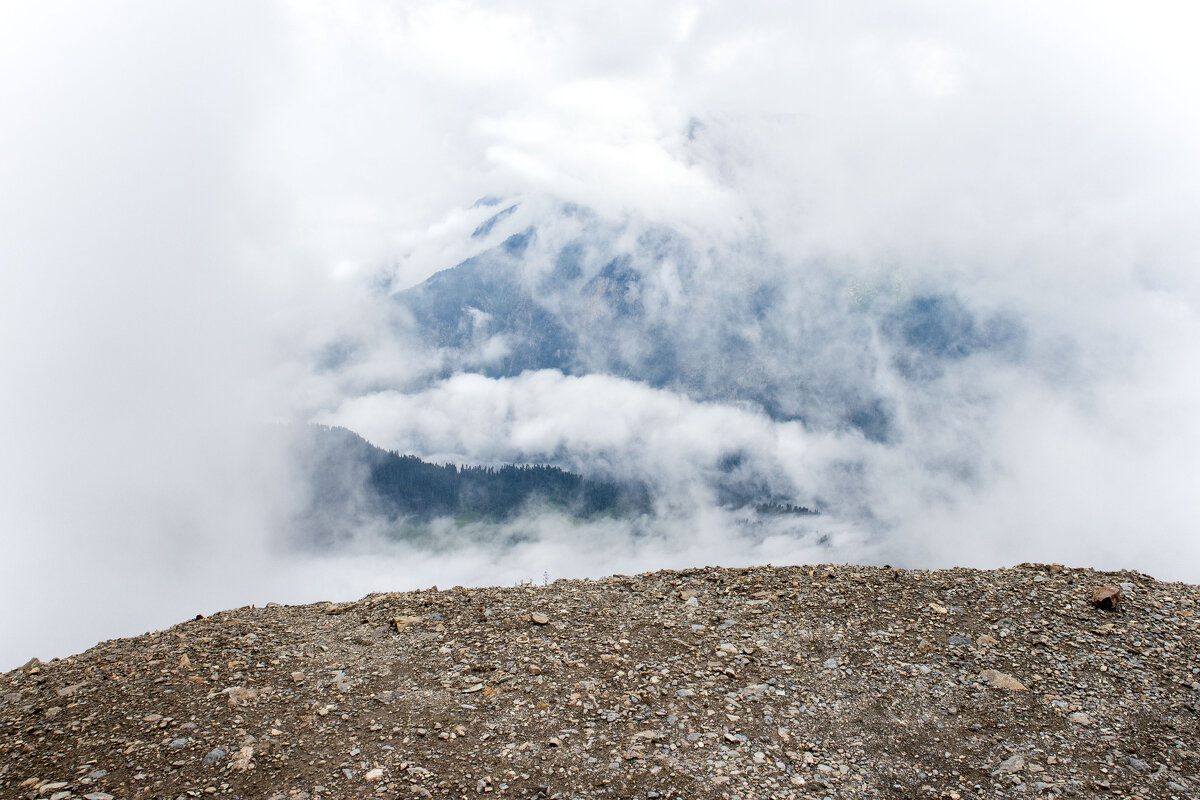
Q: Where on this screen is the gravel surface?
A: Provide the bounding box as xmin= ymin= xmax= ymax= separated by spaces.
xmin=3 ymin=563 xmax=1198 ymax=799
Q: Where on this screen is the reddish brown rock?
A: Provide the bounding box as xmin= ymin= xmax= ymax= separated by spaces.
xmin=1091 ymin=584 xmax=1122 ymax=610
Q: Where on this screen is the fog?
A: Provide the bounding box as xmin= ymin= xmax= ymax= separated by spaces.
xmin=2 ymin=0 xmax=1199 ymax=669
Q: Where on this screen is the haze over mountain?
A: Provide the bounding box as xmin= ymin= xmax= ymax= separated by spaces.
xmin=293 ymin=424 xmax=655 ymax=541
xmin=3 ymin=0 xmax=1200 ymax=670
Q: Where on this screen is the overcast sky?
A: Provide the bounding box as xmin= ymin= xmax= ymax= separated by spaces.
xmin=2 ymin=1 xmax=1200 ymax=669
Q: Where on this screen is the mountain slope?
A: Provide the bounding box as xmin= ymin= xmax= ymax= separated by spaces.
xmin=293 ymin=425 xmax=652 ymax=543
xmin=3 ymin=563 xmax=1196 ymax=798
xmin=391 ymin=204 xmax=1024 ymax=443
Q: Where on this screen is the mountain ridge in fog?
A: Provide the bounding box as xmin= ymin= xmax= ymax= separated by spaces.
xmin=388 ymin=200 xmax=1026 ymax=444
xmin=293 ymin=424 xmax=650 ymax=543
xmin=294 ymin=423 xmax=825 ymax=548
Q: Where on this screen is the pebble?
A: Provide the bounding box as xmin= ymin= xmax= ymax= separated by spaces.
xmin=979 ymin=669 xmax=1027 ymax=691
xmin=996 ymin=755 xmax=1026 ymax=774
xmin=202 ymin=748 xmax=226 ymax=765
xmin=231 ymin=745 xmax=254 ymax=771
xmin=531 ymin=613 xmax=550 ymax=625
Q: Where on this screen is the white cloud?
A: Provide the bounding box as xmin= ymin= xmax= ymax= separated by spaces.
xmin=3 ymin=0 xmax=1200 ymax=668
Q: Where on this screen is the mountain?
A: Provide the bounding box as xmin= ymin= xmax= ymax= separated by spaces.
xmin=292 ymin=425 xmax=652 ymax=544
xmin=391 ymin=202 xmax=1024 ymax=444
xmin=296 ymin=200 xmax=1032 ymax=541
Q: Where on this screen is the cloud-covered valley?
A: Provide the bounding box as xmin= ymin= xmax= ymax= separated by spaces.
xmin=2 ymin=0 xmax=1199 ymax=668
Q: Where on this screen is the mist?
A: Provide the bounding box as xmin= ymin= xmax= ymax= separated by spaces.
xmin=2 ymin=0 xmax=1199 ymax=669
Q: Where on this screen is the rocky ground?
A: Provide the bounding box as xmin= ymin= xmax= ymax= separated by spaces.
xmin=3 ymin=563 xmax=1199 ymax=799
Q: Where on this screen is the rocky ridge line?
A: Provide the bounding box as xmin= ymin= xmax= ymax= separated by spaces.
xmin=2 ymin=563 xmax=1198 ymax=799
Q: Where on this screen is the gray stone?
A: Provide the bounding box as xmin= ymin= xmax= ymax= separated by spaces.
xmin=201 ymin=748 xmax=226 ymax=766
xmin=996 ymin=755 xmax=1026 ymax=774
xmin=168 ymin=737 xmax=189 ymax=750
xmin=980 ymin=669 xmax=1027 ymax=691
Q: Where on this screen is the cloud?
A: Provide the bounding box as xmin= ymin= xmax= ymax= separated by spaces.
xmin=3 ymin=0 xmax=1200 ymax=668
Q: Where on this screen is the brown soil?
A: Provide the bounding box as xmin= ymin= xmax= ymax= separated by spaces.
xmin=3 ymin=563 xmax=1198 ymax=799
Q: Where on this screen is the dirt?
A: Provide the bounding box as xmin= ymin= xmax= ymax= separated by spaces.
xmin=2 ymin=563 xmax=1198 ymax=799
